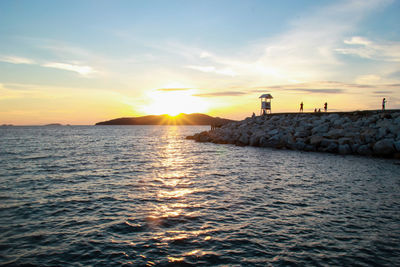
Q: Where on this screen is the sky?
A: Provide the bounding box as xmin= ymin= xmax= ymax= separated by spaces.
xmin=0 ymin=0 xmax=399 ymax=125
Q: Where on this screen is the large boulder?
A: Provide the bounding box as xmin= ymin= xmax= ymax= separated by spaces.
xmin=373 ymin=139 xmax=395 ymax=156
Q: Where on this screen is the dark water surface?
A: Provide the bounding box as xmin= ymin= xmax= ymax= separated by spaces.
xmin=1 ymin=126 xmax=400 ymax=266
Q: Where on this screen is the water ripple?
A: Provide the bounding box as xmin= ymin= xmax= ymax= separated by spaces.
xmin=1 ymin=126 xmax=400 ymax=265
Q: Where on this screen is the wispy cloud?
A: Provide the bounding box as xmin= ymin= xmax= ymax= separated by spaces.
xmin=336 ymin=36 xmax=400 ymax=62
xmin=0 ymin=54 xmax=96 ymax=76
xmin=193 ymin=91 xmax=246 ymax=97
xmin=162 ymin=0 xmax=396 ymax=86
xmin=41 ymin=62 xmax=95 ymax=76
xmin=186 ymin=65 xmax=237 ymax=77
xmin=0 ymin=55 xmax=35 ymax=64
xmin=373 ymin=90 xmax=393 ymax=94
xmin=156 ymin=88 xmax=191 ymax=92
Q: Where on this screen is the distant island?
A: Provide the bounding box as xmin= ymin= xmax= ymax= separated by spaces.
xmin=95 ymin=113 xmax=235 ymax=126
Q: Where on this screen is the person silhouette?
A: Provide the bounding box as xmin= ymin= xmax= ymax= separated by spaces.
xmin=300 ymin=102 xmax=303 ymax=112
xmin=324 ymin=102 xmax=327 ymax=112
xmin=382 ymin=98 xmax=386 ymax=110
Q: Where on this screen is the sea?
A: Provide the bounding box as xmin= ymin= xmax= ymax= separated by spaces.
xmin=1 ymin=125 xmax=400 ymax=266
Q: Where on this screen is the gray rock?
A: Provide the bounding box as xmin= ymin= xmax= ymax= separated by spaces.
xmin=320 ymin=138 xmax=337 ymax=148
xmin=310 ymin=135 xmax=324 ymax=146
xmin=351 ymin=143 xmax=360 ymax=153
xmin=395 ymin=141 xmax=400 ymax=152
xmin=338 ymin=144 xmax=351 ymax=155
xmin=267 ymin=129 xmax=279 ymax=135
xmin=311 ymin=124 xmax=329 ymax=135
xmin=238 ymin=134 xmax=249 ymax=146
xmin=338 ymin=137 xmax=352 ymax=145
xmin=324 ymin=128 xmax=344 ymax=139
xmin=294 ymin=130 xmax=310 ymax=138
xmin=373 ymin=139 xmax=395 ymax=156
xmin=295 ymin=141 xmax=306 ymax=150
xmin=357 ymin=145 xmax=372 ymax=156
xmin=333 ymin=118 xmax=345 ymax=127
xmin=264 ymin=135 xmax=283 ymax=148
xmin=376 ymin=127 xmax=389 ymax=140
xmin=326 ymin=143 xmax=338 ymax=153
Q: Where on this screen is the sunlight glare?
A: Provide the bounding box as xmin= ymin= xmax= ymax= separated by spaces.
xmin=142 ymin=88 xmax=209 ymax=116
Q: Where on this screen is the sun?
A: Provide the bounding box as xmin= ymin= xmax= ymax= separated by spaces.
xmin=142 ymin=88 xmax=209 ymax=116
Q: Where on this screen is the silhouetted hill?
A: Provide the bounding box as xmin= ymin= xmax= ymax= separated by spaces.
xmin=95 ymin=113 xmax=235 ymax=126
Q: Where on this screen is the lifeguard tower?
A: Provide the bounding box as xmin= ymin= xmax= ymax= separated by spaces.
xmin=259 ymin=94 xmax=273 ymax=115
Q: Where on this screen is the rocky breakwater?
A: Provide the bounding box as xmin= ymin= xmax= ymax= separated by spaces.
xmin=186 ymin=110 xmax=400 ymax=158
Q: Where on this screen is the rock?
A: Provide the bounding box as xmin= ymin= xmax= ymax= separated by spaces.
xmin=324 ymin=128 xmax=344 ymax=139
xmin=338 ymin=144 xmax=351 ymax=155
xmin=373 ymin=139 xmax=395 ymax=156
xmin=351 ymin=143 xmax=360 ymax=153
xmin=312 ymin=124 xmax=330 ymax=135
xmin=338 ymin=137 xmax=352 ymax=145
xmin=295 ymin=141 xmax=306 ymax=150
xmin=186 ymin=111 xmax=400 ymax=158
xmin=357 ymin=145 xmax=372 ymax=156
xmin=310 ymin=135 xmax=324 ymax=146
xmin=332 ymin=117 xmax=345 ymax=127
xmin=320 ymin=138 xmax=337 ymax=148
xmin=377 ymin=127 xmax=389 ymax=140
xmin=395 ymin=141 xmax=400 ymax=152
xmin=294 ymin=129 xmax=310 ymax=138
xmin=238 ymin=134 xmax=249 ymax=146
xmin=325 ymin=142 xmax=338 ymax=153
xmin=267 ymin=129 xmax=279 ymax=135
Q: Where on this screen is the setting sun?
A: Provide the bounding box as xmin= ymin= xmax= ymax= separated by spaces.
xmin=142 ymin=88 xmax=209 ymax=116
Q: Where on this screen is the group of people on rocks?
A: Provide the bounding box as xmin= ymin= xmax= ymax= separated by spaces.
xmin=298 ymin=98 xmax=387 ymax=113
xmin=299 ymin=102 xmax=327 ymax=113
xmin=254 ymin=98 xmax=388 ymax=118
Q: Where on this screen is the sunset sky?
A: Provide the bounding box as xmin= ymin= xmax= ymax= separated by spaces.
xmin=1 ymin=0 xmax=399 ymax=125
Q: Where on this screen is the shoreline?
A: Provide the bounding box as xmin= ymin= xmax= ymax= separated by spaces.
xmin=186 ymin=110 xmax=400 ymax=158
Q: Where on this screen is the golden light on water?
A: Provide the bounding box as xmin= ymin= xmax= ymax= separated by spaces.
xmin=138 ymin=126 xmax=214 ymax=262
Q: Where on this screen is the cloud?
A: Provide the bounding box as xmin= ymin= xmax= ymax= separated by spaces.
xmin=160 ymin=0 xmax=396 ymax=86
xmin=156 ymin=88 xmax=191 ymax=92
xmin=0 ymin=55 xmax=35 ymax=64
xmin=373 ymin=90 xmax=393 ymax=94
xmin=193 ymin=91 xmax=247 ymax=97
xmin=336 ymin=36 xmax=400 ymax=62
xmin=287 ymin=88 xmax=345 ymax=94
xmin=0 ymin=53 xmax=96 ymax=76
xmin=343 ymin=36 xmax=372 ymax=46
xmin=41 ymin=62 xmax=95 ymax=76
xmin=186 ymin=65 xmax=237 ymax=77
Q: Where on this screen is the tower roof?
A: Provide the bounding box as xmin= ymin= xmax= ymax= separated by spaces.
xmin=259 ymin=94 xmax=273 ymax=99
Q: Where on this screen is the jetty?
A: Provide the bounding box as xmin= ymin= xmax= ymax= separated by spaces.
xmin=186 ymin=110 xmax=400 ymax=158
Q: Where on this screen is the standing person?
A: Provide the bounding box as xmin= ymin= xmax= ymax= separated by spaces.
xmin=300 ymin=102 xmax=303 ymax=112
xmin=382 ymin=98 xmax=386 ymax=110
xmin=324 ymin=102 xmax=328 ymax=112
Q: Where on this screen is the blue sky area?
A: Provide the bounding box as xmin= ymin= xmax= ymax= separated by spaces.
xmin=0 ymin=0 xmax=399 ymax=124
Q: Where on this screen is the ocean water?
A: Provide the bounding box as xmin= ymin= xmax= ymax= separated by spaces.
xmin=1 ymin=125 xmax=400 ymax=266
